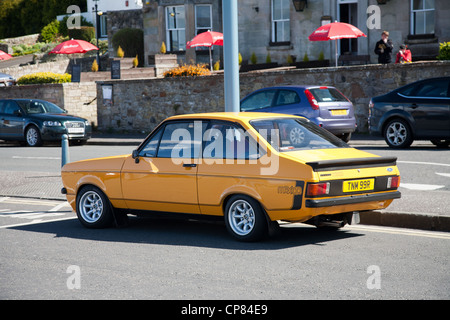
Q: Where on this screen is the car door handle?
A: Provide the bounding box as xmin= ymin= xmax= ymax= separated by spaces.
xmin=183 ymin=163 xmax=197 ymax=168
xmin=410 ymin=103 xmax=419 ymax=109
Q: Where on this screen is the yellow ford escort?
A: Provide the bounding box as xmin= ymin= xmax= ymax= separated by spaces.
xmin=61 ymin=113 xmax=401 ymax=241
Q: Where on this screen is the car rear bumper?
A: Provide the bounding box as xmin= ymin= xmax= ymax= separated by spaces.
xmin=305 ymin=191 xmax=401 ymax=208
xmin=314 ymin=117 xmax=357 ymax=135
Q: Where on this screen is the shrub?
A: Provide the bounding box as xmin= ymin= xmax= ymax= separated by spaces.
xmin=117 ymin=46 xmax=124 ymax=58
xmin=17 ymin=72 xmax=71 ymax=85
xmin=303 ymin=53 xmax=309 ymax=62
xmin=40 ymin=19 xmax=61 ymax=43
xmin=68 ymin=26 xmax=95 ymax=42
xmin=91 ymin=59 xmax=99 ymax=72
xmin=250 ymin=52 xmax=257 ymax=64
xmin=12 ymin=42 xmax=48 ymax=57
xmin=266 ymin=53 xmax=271 ymax=64
xmin=112 ymin=28 xmax=144 ymax=64
xmin=238 ymin=52 xmax=242 ymax=65
xmin=437 ymin=42 xmax=450 ymax=60
xmin=213 ymin=60 xmax=220 ymax=71
xmin=163 ymin=64 xmax=211 ymax=78
xmin=59 ymin=16 xmax=94 ymax=37
xmin=132 ymin=55 xmax=139 ymax=68
xmin=160 ymin=42 xmax=166 ymax=54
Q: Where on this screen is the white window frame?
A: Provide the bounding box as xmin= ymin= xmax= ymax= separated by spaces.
xmin=271 ymin=0 xmax=290 ymax=43
xmin=410 ymin=0 xmax=435 ymax=35
xmin=165 ymin=6 xmax=186 ymax=52
xmin=195 ymin=4 xmax=212 ymax=35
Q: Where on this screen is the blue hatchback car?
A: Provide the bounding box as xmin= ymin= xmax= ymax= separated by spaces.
xmin=240 ymin=85 xmax=356 ymax=142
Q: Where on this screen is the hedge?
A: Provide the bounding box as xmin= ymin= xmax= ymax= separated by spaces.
xmin=18 ymin=72 xmax=71 ymax=85
xmin=163 ymin=64 xmax=211 ymax=78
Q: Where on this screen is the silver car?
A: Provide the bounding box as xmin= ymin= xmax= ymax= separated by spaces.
xmin=0 ymin=73 xmax=16 ymax=87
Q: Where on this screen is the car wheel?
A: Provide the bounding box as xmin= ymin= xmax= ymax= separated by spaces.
xmin=384 ymin=119 xmax=413 ymax=148
xmin=339 ymin=132 xmax=352 ymax=143
xmin=76 ymin=185 xmax=113 ymax=228
xmin=25 ymin=125 xmax=43 ymax=147
xmin=224 ymin=195 xmax=268 ymax=242
xmin=289 ymin=126 xmax=308 ymax=147
xmin=430 ymin=139 xmax=450 ymax=148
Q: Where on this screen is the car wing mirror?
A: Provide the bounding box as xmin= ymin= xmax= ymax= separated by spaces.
xmin=132 ymin=149 xmax=140 ymax=163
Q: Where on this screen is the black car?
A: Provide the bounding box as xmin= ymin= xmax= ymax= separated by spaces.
xmin=369 ymin=77 xmax=450 ymax=148
xmin=0 ymin=99 xmax=91 ymax=147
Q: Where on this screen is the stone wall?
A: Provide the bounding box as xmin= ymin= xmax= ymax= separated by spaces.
xmin=96 ymin=61 xmax=450 ymax=134
xmin=0 ymin=82 xmax=97 ymax=125
xmin=0 ymin=59 xmax=71 ymax=81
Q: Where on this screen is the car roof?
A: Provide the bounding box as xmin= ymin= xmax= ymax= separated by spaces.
xmin=166 ymin=112 xmax=304 ymax=122
xmin=250 ymin=85 xmax=336 ymax=90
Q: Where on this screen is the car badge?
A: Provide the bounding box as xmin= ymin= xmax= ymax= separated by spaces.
xmin=387 ymin=168 xmax=393 ymax=172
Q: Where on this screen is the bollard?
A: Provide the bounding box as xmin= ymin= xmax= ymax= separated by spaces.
xmin=61 ymin=134 xmax=70 ymax=168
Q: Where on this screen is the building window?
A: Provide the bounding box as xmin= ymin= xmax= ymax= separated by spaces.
xmin=194 ymin=5 xmax=212 ymax=51
xmin=271 ymin=0 xmax=290 ymax=43
xmin=166 ymin=6 xmax=186 ymax=52
xmin=99 ymin=14 xmax=107 ymax=38
xmin=410 ymin=0 xmax=435 ymax=35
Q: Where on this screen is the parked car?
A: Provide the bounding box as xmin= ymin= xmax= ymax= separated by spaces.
xmin=0 ymin=73 xmax=16 ymax=87
xmin=61 ymin=112 xmax=401 ymax=242
xmin=240 ymin=85 xmax=356 ymax=142
xmin=369 ymin=77 xmax=450 ymax=148
xmin=0 ymin=99 xmax=91 ymax=146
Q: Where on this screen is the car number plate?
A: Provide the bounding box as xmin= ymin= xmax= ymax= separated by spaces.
xmin=343 ymin=179 xmax=374 ymax=192
xmin=68 ymin=128 xmax=85 ymax=134
xmin=331 ymin=109 xmax=347 ymax=116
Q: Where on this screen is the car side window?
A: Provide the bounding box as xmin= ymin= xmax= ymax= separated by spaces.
xmin=139 ymin=127 xmax=163 ymax=157
xmin=0 ymin=100 xmax=5 ymax=113
xmin=203 ymin=121 xmax=262 ymax=160
xmin=3 ymin=101 xmax=21 ymax=115
xmin=241 ymin=90 xmax=276 ymax=111
xmin=157 ymin=121 xmax=205 ymax=159
xmin=275 ymin=90 xmax=300 ymax=106
xmin=414 ymin=80 xmax=449 ymax=98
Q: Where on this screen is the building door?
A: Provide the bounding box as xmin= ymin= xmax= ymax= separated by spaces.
xmin=338 ymin=0 xmax=358 ymax=55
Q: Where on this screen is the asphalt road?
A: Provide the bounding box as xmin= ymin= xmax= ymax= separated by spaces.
xmin=0 ymin=138 xmax=449 ymax=301
xmin=1 ymin=197 xmax=449 ymax=300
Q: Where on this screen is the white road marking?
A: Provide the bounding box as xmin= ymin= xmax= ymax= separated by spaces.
xmin=400 ymin=183 xmax=445 ymax=191
xmin=398 ymin=160 xmax=450 ymax=167
xmin=346 ymin=224 xmax=450 ymax=240
xmin=436 ymin=172 xmax=450 ymax=178
xmin=0 ymin=217 xmax=76 ymax=229
xmin=12 ymin=156 xmax=60 ymax=160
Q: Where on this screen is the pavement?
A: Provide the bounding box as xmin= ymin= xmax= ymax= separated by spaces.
xmin=2 ymin=133 xmax=449 ymax=232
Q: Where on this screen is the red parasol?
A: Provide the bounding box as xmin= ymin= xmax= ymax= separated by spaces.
xmin=50 ymin=39 xmax=99 ymax=55
xmin=187 ymin=31 xmax=223 ymax=71
xmin=0 ymin=50 xmax=13 ymax=61
xmin=308 ymin=22 xmax=366 ymax=67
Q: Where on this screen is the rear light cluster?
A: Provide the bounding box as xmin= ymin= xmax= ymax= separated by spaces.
xmin=387 ymin=176 xmax=401 ymax=189
xmin=304 ymin=89 xmax=319 ymax=110
xmin=307 ymin=182 xmax=330 ymax=197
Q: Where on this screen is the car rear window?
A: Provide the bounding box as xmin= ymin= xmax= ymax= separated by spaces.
xmin=309 ymin=88 xmax=348 ymax=103
xmin=250 ymin=118 xmax=348 ymax=152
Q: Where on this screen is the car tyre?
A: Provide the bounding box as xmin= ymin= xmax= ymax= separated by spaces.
xmin=76 ymin=185 xmax=114 ymax=228
xmin=224 ymin=195 xmax=268 ymax=242
xmin=384 ymin=119 xmax=413 ymax=148
xmin=25 ymin=125 xmax=43 ymax=147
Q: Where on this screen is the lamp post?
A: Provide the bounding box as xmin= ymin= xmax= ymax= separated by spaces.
xmin=93 ymin=0 xmax=101 ymax=64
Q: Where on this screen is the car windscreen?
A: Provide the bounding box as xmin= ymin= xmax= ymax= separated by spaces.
xmin=250 ymin=118 xmax=348 ymax=152
xmin=309 ymin=87 xmax=349 ymax=103
xmin=16 ymin=100 xmax=65 ymax=114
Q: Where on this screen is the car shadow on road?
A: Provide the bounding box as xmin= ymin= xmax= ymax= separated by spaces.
xmin=10 ymin=215 xmax=363 ymax=250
